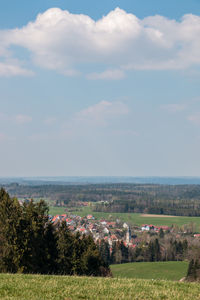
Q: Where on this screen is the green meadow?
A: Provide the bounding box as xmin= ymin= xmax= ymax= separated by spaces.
xmin=1 ymin=273 xmax=200 ymax=300
xmin=49 ymin=206 xmax=200 ymax=229
xmin=111 ymin=261 xmax=188 ymax=281
xmin=49 ymin=206 xmax=68 ymax=216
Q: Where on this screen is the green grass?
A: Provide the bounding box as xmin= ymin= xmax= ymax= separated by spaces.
xmin=0 ymin=273 xmax=200 ymax=299
xmin=111 ymin=261 xmax=188 ymax=281
xmin=49 ymin=206 xmax=67 ymax=216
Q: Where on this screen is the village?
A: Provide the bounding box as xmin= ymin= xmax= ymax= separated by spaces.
xmin=50 ymin=213 xmax=171 ymax=249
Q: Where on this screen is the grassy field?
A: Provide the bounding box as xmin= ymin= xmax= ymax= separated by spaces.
xmin=111 ymin=261 xmax=188 ymax=281
xmin=49 ymin=206 xmax=67 ymax=216
xmin=1 ymin=273 xmax=200 ymax=300
xmin=48 ymin=206 xmax=200 ymax=229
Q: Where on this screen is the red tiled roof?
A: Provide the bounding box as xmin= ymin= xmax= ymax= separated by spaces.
xmin=111 ymin=235 xmax=117 ymax=240
xmin=129 ymin=244 xmax=137 ymax=248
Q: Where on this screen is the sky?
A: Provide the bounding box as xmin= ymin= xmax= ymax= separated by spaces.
xmin=1 ymin=0 xmax=200 ymax=177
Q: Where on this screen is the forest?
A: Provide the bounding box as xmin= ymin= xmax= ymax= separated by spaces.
xmin=0 ymin=189 xmax=110 ymax=276
xmin=5 ymin=183 xmax=200 ymax=216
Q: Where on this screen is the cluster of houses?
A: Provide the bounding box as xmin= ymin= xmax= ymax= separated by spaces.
xmin=141 ymin=224 xmax=170 ymax=232
xmin=51 ymin=213 xmax=134 ymax=246
xmin=50 ymin=213 xmax=171 ymax=248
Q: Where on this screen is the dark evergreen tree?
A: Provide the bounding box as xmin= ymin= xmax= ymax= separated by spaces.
xmin=56 ymin=222 xmax=74 ymax=275
xmin=81 ymin=235 xmax=104 ymax=276
xmin=120 ymin=241 xmax=129 ymax=263
xmin=147 ymin=241 xmax=155 ymax=262
xmin=99 ymin=240 xmax=110 ymax=265
xmin=0 ymin=188 xmax=22 ymax=273
xmin=111 ymin=242 xmax=117 ymax=264
xmin=154 ymin=239 xmax=161 ymax=261
xmin=19 ymin=199 xmax=50 ymax=273
xmin=159 ymin=228 xmax=164 ymax=239
xmin=71 ymin=232 xmax=86 ymax=275
xmin=43 ymin=222 xmax=58 ymax=274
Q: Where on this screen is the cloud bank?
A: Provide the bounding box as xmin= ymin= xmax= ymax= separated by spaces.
xmin=1 ymin=7 xmax=200 ymax=77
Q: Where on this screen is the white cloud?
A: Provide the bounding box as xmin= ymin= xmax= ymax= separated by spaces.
xmin=15 ymin=114 xmax=32 ymax=124
xmin=44 ymin=117 xmax=57 ymax=125
xmin=112 ymin=129 xmax=139 ymax=136
xmin=0 ymin=133 xmax=15 ymax=142
xmin=87 ymin=69 xmax=125 ymax=80
xmin=0 ymin=61 xmax=34 ymax=77
xmin=0 ymin=112 xmax=32 ymax=124
xmin=60 ymin=100 xmax=129 ymax=138
xmin=74 ymin=100 xmax=129 ymax=126
xmin=161 ymin=104 xmax=187 ymax=113
xmin=29 ymin=133 xmax=52 ymax=142
xmin=0 ymin=133 xmax=8 ymax=142
xmin=0 ymin=31 xmax=34 ymax=77
xmin=188 ymin=113 xmax=200 ymax=125
xmin=1 ymin=8 xmax=200 ymax=76
xmin=0 ymin=133 xmax=6 ymax=142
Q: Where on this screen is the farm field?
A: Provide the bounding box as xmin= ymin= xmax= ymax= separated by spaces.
xmin=111 ymin=261 xmax=189 ymax=281
xmin=1 ymin=273 xmax=200 ymax=300
xmin=49 ymin=206 xmax=200 ymax=229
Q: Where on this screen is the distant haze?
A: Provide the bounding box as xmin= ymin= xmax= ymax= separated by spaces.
xmin=1 ymin=177 xmax=200 ymax=185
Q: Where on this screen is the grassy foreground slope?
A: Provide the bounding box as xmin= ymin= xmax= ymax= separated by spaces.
xmin=1 ymin=274 xmax=200 ymax=300
xmin=111 ymin=261 xmax=188 ymax=281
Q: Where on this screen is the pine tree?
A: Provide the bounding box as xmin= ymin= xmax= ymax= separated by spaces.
xmin=56 ymin=221 xmax=74 ymax=275
xmin=148 ymin=241 xmax=155 ymax=262
xmin=154 ymin=239 xmax=161 ymax=261
xmin=0 ymin=188 xmax=22 ymax=273
xmin=43 ymin=222 xmax=58 ymax=274
xmin=111 ymin=242 xmax=117 ymax=264
xmin=71 ymin=232 xmax=85 ymax=275
xmin=114 ymin=241 xmax=122 ymax=264
xmin=159 ymin=228 xmax=164 ymax=239
xmin=80 ymin=235 xmax=108 ymax=276
xmin=99 ymin=240 xmax=110 ymax=265
xmin=19 ymin=199 xmax=50 ymax=273
xmin=120 ymin=241 xmax=129 ymax=263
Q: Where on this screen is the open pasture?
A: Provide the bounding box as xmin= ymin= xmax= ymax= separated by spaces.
xmin=1 ymin=273 xmax=200 ymax=300
xmin=111 ymin=261 xmax=188 ymax=281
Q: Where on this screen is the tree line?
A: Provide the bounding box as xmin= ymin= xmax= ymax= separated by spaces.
xmin=98 ymin=237 xmax=188 ymax=265
xmin=6 ymin=183 xmax=200 ymax=216
xmin=0 ymin=189 xmax=110 ymax=276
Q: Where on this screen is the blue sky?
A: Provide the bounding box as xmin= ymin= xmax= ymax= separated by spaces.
xmin=1 ymin=0 xmax=200 ymax=176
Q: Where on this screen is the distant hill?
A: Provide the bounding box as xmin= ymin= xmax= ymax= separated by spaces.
xmin=1 ymin=176 xmax=200 ymax=185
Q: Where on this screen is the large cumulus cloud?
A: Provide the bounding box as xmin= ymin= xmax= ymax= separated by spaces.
xmin=1 ymin=7 xmax=200 ymax=77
